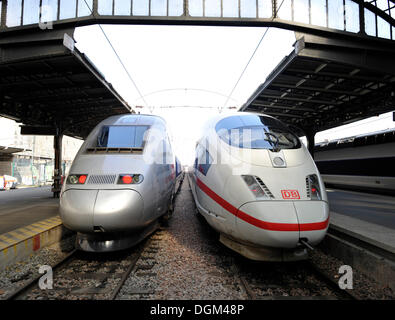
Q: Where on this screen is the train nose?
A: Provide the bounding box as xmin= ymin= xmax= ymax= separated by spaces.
xmin=236 ymin=202 xmax=300 ymax=248
xmin=235 ymin=201 xmax=329 ymax=248
xmin=293 ymin=201 xmax=329 ymax=245
xmin=60 ymin=189 xmax=144 ymax=232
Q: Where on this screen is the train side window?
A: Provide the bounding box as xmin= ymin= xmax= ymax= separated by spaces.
xmin=194 ymin=144 xmax=203 ymax=171
xmin=161 ymin=134 xmax=174 ymax=165
xmin=197 ymin=146 xmax=213 ymax=176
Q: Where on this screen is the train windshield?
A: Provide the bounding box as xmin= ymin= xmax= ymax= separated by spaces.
xmin=215 ymin=115 xmax=301 ymax=150
xmin=96 ymin=125 xmax=149 ymax=148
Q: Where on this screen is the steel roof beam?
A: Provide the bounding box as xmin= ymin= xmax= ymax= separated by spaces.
xmin=285 ymin=68 xmax=390 ymax=83
xmin=250 ymin=102 xmax=316 ymax=113
xmin=256 ymin=95 xmax=338 ymax=106
xmin=0 ymin=0 xmax=394 ymax=44
xmin=269 ymin=83 xmax=363 ymax=96
xmin=247 ymin=109 xmax=305 ymax=119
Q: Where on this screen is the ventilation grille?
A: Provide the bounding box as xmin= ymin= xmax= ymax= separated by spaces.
xmin=306 ymin=177 xmax=311 ymax=198
xmin=87 ymin=174 xmax=117 ymax=185
xmin=255 ymin=177 xmax=275 ymax=199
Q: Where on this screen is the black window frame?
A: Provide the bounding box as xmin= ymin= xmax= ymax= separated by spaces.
xmin=215 ymin=115 xmax=301 ymax=151
xmin=95 ymin=125 xmax=150 ymax=149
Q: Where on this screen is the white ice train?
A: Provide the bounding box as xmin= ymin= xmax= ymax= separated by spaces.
xmin=189 ymin=112 xmax=329 ymax=261
xmin=60 ymin=114 xmax=176 ymax=252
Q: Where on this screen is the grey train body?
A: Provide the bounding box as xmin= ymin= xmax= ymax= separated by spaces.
xmin=60 ymin=114 xmax=176 ymax=252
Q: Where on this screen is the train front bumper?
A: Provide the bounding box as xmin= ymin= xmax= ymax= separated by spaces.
xmin=60 ymin=189 xmax=144 ymax=233
xmin=235 ymin=200 xmax=329 ymax=248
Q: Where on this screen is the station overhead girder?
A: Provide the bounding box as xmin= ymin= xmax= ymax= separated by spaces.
xmin=0 ymin=28 xmax=132 ymax=139
xmin=0 ymin=0 xmax=394 ymax=43
xmin=240 ymin=32 xmax=395 ymax=134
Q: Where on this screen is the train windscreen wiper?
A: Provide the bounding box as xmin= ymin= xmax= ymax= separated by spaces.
xmin=264 ymin=132 xmax=280 ymax=152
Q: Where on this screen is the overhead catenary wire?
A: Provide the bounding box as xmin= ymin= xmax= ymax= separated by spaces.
xmin=132 ymin=87 xmax=239 ymax=106
xmin=82 ymin=0 xmax=148 ymax=110
xmin=222 ymin=0 xmax=286 ymax=111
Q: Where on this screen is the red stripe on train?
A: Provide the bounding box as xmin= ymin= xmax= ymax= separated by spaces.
xmin=196 ymin=177 xmax=328 ymax=232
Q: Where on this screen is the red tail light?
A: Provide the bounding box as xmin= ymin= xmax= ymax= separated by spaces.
xmin=78 ymin=175 xmax=87 ymax=184
xmin=122 ymin=175 xmax=133 ymax=184
xmin=117 ymin=174 xmax=144 ymax=185
xmin=67 ymin=174 xmax=88 ymax=185
xmin=241 ymin=175 xmax=272 ymax=200
xmin=306 ymin=174 xmax=322 ymax=200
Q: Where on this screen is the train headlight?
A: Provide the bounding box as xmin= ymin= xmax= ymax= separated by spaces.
xmin=306 ymin=174 xmax=322 ymax=200
xmin=242 ymin=175 xmax=272 ymax=200
xmin=118 ymin=174 xmax=144 ymax=185
xmin=67 ymin=174 xmax=88 ymax=185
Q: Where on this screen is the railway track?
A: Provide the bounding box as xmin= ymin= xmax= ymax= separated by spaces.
xmin=232 ymin=254 xmax=357 ymax=300
xmin=6 ymin=232 xmax=166 ymax=300
xmin=5 ymin=175 xmax=186 ymax=301
xmin=186 ymin=173 xmax=357 ymax=300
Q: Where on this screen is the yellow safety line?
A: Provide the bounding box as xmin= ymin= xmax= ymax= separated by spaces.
xmin=22 ymin=226 xmax=45 ymax=233
xmin=0 ymin=234 xmax=19 ymax=243
xmin=0 ymin=238 xmax=11 ymax=247
xmin=32 ymin=222 xmax=51 ymax=228
xmin=30 ymin=225 xmax=47 ymax=231
xmin=35 ymin=222 xmax=52 ymax=227
xmin=6 ymin=231 xmax=27 ymax=240
xmin=0 ymin=216 xmax=62 ymax=250
xmin=16 ymin=231 xmax=37 ymax=238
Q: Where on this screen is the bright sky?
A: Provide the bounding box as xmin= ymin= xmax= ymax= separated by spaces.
xmin=74 ymin=25 xmax=298 ymax=164
xmin=74 ymin=25 xmax=296 ymax=108
xmin=72 ymin=25 xmax=395 ymax=165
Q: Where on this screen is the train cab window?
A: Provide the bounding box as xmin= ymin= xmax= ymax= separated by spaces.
xmin=96 ymin=125 xmax=149 ymax=148
xmin=215 ymin=115 xmax=301 ymax=151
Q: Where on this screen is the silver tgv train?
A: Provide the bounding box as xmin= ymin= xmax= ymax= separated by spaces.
xmin=189 ymin=112 xmax=329 ymax=261
xmin=60 ymin=114 xmax=176 ymax=252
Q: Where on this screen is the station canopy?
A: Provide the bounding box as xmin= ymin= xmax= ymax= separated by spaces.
xmin=0 ymin=146 xmax=28 ymax=154
xmin=0 ymin=29 xmax=132 ymax=139
xmin=241 ymin=33 xmax=395 ymax=135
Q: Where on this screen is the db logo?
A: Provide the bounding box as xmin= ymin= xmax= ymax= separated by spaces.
xmin=281 ymin=190 xmax=300 ymax=199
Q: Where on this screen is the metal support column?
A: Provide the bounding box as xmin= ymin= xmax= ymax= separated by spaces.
xmin=92 ymin=0 xmax=98 ymax=16
xmin=52 ymin=127 xmax=63 ymax=198
xmin=0 ymin=0 xmax=7 ymax=29
xmin=305 ymin=129 xmax=316 ymax=158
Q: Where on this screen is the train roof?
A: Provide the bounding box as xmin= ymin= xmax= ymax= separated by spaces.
xmin=98 ymin=114 xmax=167 ymax=127
xmin=203 ymin=111 xmax=281 ymax=128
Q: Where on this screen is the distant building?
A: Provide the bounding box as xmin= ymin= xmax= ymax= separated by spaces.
xmin=0 ymin=117 xmax=83 ymax=185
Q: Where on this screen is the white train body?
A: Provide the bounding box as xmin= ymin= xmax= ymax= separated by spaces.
xmin=189 ymin=112 xmax=329 ymax=261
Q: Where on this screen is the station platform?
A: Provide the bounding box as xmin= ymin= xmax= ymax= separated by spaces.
xmin=0 ymin=186 xmax=59 ymax=234
xmin=0 ymin=186 xmax=65 ymax=268
xmin=327 ymin=188 xmax=395 ymax=254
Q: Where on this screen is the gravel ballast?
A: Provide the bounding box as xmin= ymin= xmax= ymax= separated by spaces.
xmin=118 ymin=177 xmax=394 ymax=300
